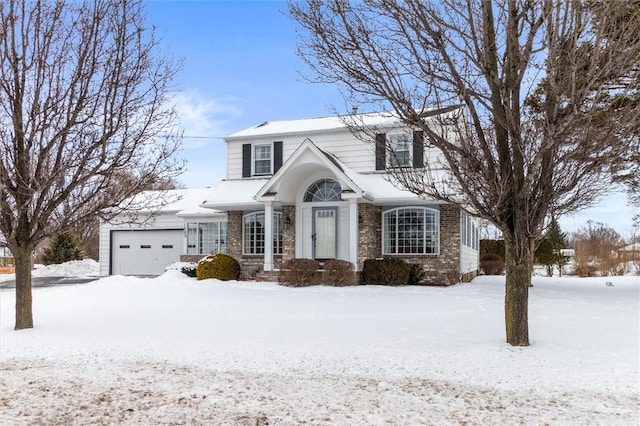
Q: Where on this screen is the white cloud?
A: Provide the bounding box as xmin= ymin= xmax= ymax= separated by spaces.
xmin=173 ymin=90 xmax=243 ymax=149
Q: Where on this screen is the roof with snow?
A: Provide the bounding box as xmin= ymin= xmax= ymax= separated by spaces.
xmin=123 ymin=188 xmax=222 ymax=215
xmin=226 ymin=107 xmax=464 ymax=140
xmin=200 ymin=179 xmax=270 ymax=210
xmin=226 ymin=111 xmax=404 ymax=140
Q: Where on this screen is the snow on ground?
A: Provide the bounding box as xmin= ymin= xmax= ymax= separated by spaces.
xmin=0 ymin=271 xmax=638 ymax=425
xmin=32 ymin=259 xmax=100 ymax=277
xmin=0 ymin=259 xmax=100 ymax=283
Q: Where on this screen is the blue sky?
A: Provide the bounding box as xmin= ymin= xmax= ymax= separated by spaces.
xmin=145 ymin=1 xmax=637 ymax=236
xmin=146 ymin=0 xmax=345 ymax=188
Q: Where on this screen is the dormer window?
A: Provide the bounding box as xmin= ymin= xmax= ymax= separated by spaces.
xmin=254 ymin=144 xmax=272 ymax=175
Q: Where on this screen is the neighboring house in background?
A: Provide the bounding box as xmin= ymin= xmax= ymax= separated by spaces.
xmin=616 ymin=243 xmax=640 ymax=275
xmin=616 ymin=242 xmax=640 ymax=262
xmin=0 ymin=235 xmax=15 ymax=273
xmin=100 ymin=111 xmax=479 ymax=284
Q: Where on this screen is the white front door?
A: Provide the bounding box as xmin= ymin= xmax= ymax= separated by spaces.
xmin=313 ymin=207 xmax=337 ymax=260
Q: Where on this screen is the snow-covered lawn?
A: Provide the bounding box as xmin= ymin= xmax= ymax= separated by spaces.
xmin=1 ymin=267 xmax=638 ymax=425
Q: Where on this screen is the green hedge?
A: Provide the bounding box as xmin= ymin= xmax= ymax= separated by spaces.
xmin=362 ymin=258 xmax=412 ymax=286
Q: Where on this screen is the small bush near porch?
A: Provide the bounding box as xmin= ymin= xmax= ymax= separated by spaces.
xmin=197 ymin=254 xmax=241 ymax=281
xmin=362 ymin=258 xmax=412 ymax=286
xmin=322 ymin=259 xmax=357 ymax=287
xmin=278 ymin=258 xmax=320 ymax=287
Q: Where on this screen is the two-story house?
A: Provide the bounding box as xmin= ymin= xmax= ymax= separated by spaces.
xmin=100 ymin=111 xmax=479 ymax=284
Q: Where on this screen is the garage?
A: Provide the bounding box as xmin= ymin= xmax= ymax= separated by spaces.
xmin=111 ymin=230 xmax=183 ymax=276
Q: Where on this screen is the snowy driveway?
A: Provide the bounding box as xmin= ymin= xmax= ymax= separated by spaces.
xmin=0 ymin=276 xmax=99 ymax=291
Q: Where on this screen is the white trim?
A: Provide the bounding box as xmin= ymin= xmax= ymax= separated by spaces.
xmin=252 ymin=143 xmax=273 ymax=176
xmin=264 ymin=202 xmax=274 ymax=271
xmin=348 ymin=198 xmax=359 ymax=270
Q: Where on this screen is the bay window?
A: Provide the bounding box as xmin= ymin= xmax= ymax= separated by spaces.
xmin=383 ymin=207 xmax=439 ymax=255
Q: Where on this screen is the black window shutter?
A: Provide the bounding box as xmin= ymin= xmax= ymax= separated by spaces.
xmin=413 ymin=131 xmax=424 ymax=168
xmin=242 ymin=144 xmax=251 ymax=177
xmin=273 ymin=141 xmax=283 ymax=173
xmin=375 ymin=133 xmax=386 ymax=171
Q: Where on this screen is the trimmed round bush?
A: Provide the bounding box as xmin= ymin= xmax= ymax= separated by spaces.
xmin=196 ymin=253 xmax=240 ymax=281
xmin=323 ymin=259 xmax=357 ymax=286
xmin=480 ymin=253 xmax=505 ymax=275
xmin=362 ymin=258 xmax=411 ymax=286
xmin=278 ymin=258 xmax=320 ymax=287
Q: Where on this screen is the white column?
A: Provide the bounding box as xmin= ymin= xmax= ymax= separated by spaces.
xmin=348 ymin=198 xmax=359 ymax=270
xmin=264 ymin=202 xmax=273 ymax=271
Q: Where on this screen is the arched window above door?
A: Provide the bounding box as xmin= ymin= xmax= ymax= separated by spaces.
xmin=303 ymin=178 xmax=342 ymax=202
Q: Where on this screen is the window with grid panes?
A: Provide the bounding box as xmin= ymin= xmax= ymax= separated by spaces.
xmin=383 ymin=207 xmax=439 ymax=255
xmin=253 ymin=144 xmax=272 ymax=175
xmin=186 ymin=222 xmax=228 ymax=255
xmin=243 ymin=211 xmax=282 ymax=255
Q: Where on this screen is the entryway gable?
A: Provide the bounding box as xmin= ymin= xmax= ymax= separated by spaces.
xmin=254 ymin=138 xmax=364 ymax=204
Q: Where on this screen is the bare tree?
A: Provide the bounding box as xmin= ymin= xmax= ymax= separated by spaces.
xmin=290 ymin=0 xmax=640 ymax=345
xmin=0 ymin=0 xmax=183 ymax=330
xmin=570 ymin=221 xmax=624 ymax=277
xmin=70 ymin=172 xmax=184 ymax=261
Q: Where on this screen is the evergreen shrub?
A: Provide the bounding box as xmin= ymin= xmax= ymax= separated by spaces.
xmin=362 ymin=258 xmax=411 ymax=286
xmin=480 ymin=253 xmax=505 ymax=275
xmin=196 ymin=253 xmax=240 ymax=281
xmin=41 ymin=232 xmax=84 ymax=265
xmin=480 ymin=239 xmax=506 ymax=260
xmin=278 ymin=258 xmax=319 ymax=287
xmin=181 ymin=264 xmax=197 ymax=278
xmin=323 ymin=259 xmax=357 ymax=286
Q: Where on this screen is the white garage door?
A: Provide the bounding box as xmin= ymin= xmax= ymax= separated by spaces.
xmin=111 ymin=230 xmax=183 ymax=276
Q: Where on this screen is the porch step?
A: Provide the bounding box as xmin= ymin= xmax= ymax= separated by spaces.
xmin=256 ymin=271 xmax=279 ymax=282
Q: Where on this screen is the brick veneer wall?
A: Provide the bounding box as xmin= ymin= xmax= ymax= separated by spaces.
xmin=225 ymin=203 xmax=462 ymax=284
xmin=357 ymin=203 xmax=462 ymax=285
xmin=227 ymin=211 xmax=243 ymax=260
xmin=412 ymin=204 xmax=461 ymax=285
xmin=282 ymin=205 xmax=295 ymax=262
xmin=357 ymin=203 xmax=381 ymax=270
xmin=227 ymin=210 xmax=283 ymax=280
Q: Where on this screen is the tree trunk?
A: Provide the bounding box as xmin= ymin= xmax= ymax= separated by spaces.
xmin=13 ymin=245 xmax=34 ymax=330
xmin=504 ymin=235 xmax=533 ymax=346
